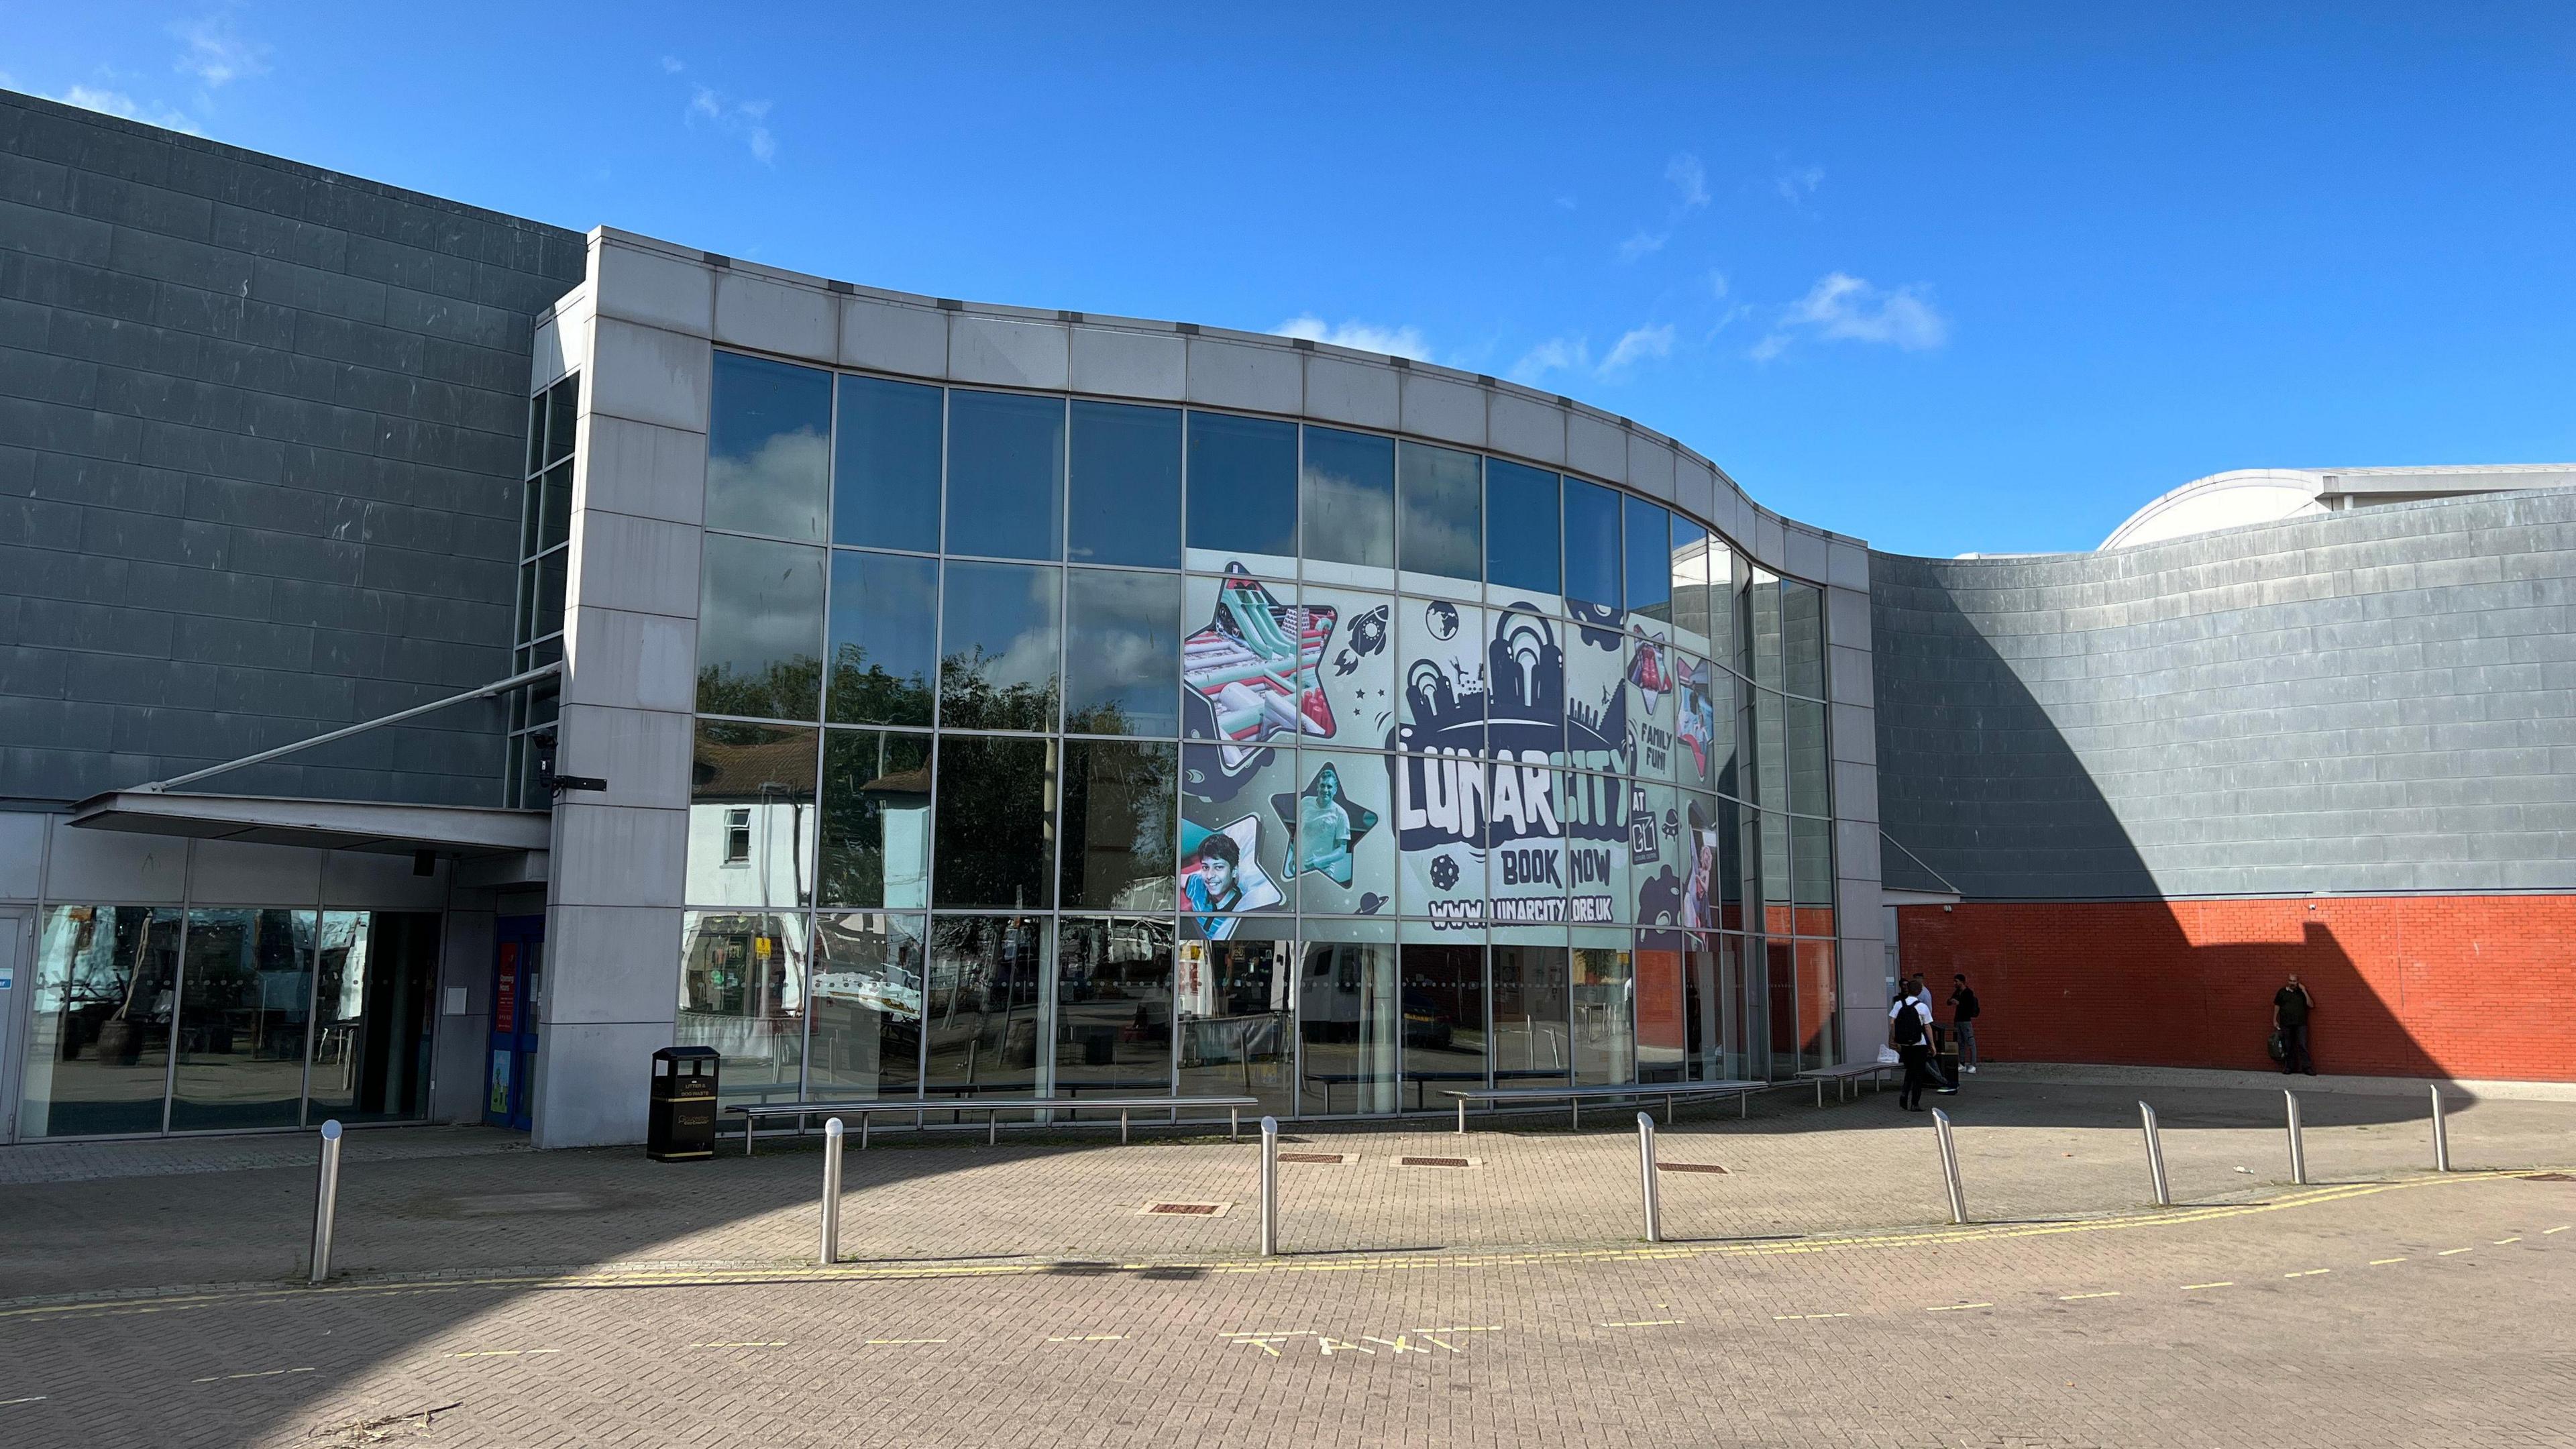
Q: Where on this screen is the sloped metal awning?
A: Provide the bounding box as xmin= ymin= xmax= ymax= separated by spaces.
xmin=68 ymin=791 xmax=551 ymax=857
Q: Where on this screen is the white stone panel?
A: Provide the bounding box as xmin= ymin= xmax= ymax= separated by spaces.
xmin=568 ymin=511 xmax=701 ymax=621
xmin=1186 ymin=337 xmax=1301 ymax=414
xmin=1828 ymin=540 xmax=1871 ymax=592
xmin=594 ymin=241 xmax=714 ymax=337
xmin=549 ymin=802 xmax=688 ymax=909
xmin=1674 ymin=456 xmax=1717 ymax=528
xmin=556 ymin=704 xmax=696 ymax=812
xmin=1068 ymin=326 xmax=1185 ymax=400
xmin=541 ymin=904 xmax=686 ymax=1024
xmin=1625 ymin=433 xmax=1677 ymax=502
xmin=588 ymin=318 xmax=711 ymax=433
xmin=531 ymin=1020 xmax=673 ymax=1148
xmin=1487 ymin=392 xmax=1566 ymax=468
xmin=1830 ymin=701 xmax=1878 ymax=767
xmin=949 ymin=314 xmax=1070 ymax=390
xmin=1400 ymin=373 xmax=1485 ymax=447
xmin=563 ymin=606 xmax=698 ymax=714
xmin=1566 ymin=411 xmax=1625 ymax=483
xmin=841 ymin=295 xmax=948 ymax=378
xmin=1303 ymin=356 xmax=1398 ymax=431
xmin=1785 ymin=527 xmax=1831 ymax=584
xmin=1828 ymin=643 xmax=1875 ymax=708
xmin=1834 ymin=759 xmax=1881 ymax=824
xmin=1826 ymin=584 xmax=1871 ymax=653
xmin=579 ymin=415 xmax=706 ymax=529
xmin=714 ymin=271 xmax=836 ymax=362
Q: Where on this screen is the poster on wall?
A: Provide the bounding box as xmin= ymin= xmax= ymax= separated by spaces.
xmin=1275 ymin=753 xmax=1393 ymax=915
xmin=1182 ymin=566 xmax=1336 ymax=776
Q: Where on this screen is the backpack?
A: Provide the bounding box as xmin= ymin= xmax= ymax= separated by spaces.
xmin=1954 ymin=988 xmax=1980 ymax=1021
xmin=1889 ymin=1001 xmax=1925 ymax=1048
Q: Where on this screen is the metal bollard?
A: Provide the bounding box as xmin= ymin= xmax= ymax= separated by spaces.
xmin=1258 ymin=1116 xmax=1280 ymax=1256
xmin=819 ymin=1118 xmax=845 ymax=1265
xmin=1930 ymin=1108 xmax=1968 ymax=1224
xmin=309 ymin=1119 xmax=343 ymax=1284
xmin=2430 ymin=1085 xmax=2451 ymax=1173
xmin=1636 ymin=1112 xmax=1664 ymax=1243
xmin=2140 ymin=1101 xmax=2171 ymax=1207
xmin=2285 ymin=1091 xmax=2308 ymax=1185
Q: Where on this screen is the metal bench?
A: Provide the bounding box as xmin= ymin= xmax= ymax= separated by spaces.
xmin=727 ymin=1095 xmax=1261 ymax=1155
xmin=1441 ymin=1079 xmax=1770 ymax=1134
xmin=1795 ymin=1060 xmax=1900 ymax=1107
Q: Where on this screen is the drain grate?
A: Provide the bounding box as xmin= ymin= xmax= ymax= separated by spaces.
xmin=1399 ymin=1156 xmax=1476 ymax=1169
xmin=1277 ymin=1152 xmax=1350 ymax=1165
xmin=1140 ymin=1201 xmax=1230 ymax=1216
xmin=1656 ymin=1162 xmax=1729 ymax=1175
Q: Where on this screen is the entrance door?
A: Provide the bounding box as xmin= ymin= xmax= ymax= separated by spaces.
xmin=486 ymin=916 xmax=544 ymax=1131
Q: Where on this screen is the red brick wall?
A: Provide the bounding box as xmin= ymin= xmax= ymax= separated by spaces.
xmin=1896 ymin=896 xmax=2576 ymax=1083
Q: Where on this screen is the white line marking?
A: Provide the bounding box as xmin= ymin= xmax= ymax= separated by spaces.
xmin=2369 ymin=1258 xmax=2407 ymax=1265
xmin=2058 ymin=1291 xmax=2121 ymax=1301
xmin=1597 ymin=1319 xmax=1684 ymax=1328
xmin=2493 ymin=1237 xmax=2522 ymax=1245
xmin=0 ymin=1396 xmax=48 ymax=1407
xmin=2182 ymin=1281 xmax=2234 ymax=1291
xmin=1044 ymin=1334 xmax=1126 ymax=1344
xmin=2438 ymin=1247 xmax=2474 ymax=1256
xmin=2284 ymin=1269 xmax=2330 ymax=1278
xmin=191 ymin=1367 xmax=316 ymax=1383
xmin=1926 ymin=1302 xmax=1992 ymax=1312
xmin=688 ymin=1341 xmax=787 ymax=1348
xmin=1773 ymin=1312 xmax=1851 ymax=1320
xmin=2544 ymin=1226 xmax=2569 ymax=1235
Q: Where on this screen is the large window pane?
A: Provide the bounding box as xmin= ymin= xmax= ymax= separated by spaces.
xmin=1297 ymin=920 xmax=1399 ymax=1114
xmin=925 ymin=914 xmax=1052 ymax=1097
xmin=166 ymin=908 xmax=312 ymax=1132
xmin=1065 ymin=568 xmax=1181 ymax=736
xmin=1633 ymin=942 xmax=1686 ymax=1083
xmin=686 ymin=720 xmax=819 ymax=908
xmin=1623 ymin=496 xmax=1670 ymax=620
xmin=1061 ymin=740 xmax=1179 ymax=910
xmin=1399 ymin=929 xmax=1485 ymax=1104
xmin=1796 ymin=939 xmax=1839 ymax=1073
xmin=933 ymin=736 xmax=1057 ymax=909
xmin=818 ymin=729 xmax=932 ymax=909
xmin=810 ymin=912 xmax=925 ymax=1100
xmin=1570 ymin=930 xmax=1635 ymax=1084
xmin=834 ymin=375 xmax=943 ymax=553
xmin=1786 ymin=693 xmax=1830 ymax=817
xmin=1175 ymin=934 xmax=1296 ymax=1118
xmin=697 ymin=533 xmax=826 ymax=720
xmin=1782 ymin=579 xmax=1827 ymax=698
xmin=1398 ymin=441 xmax=1481 ymax=588
xmin=827 ymin=549 xmax=938 ymax=727
xmin=1490 ymin=936 xmax=1570 ymax=1084
xmin=677 ymin=912 xmax=808 ymax=1110
xmin=1186 ymin=412 xmax=1297 ymax=572
xmin=946 ymin=389 xmax=1065 ymax=561
xmin=1055 ymin=917 xmax=1175 ymax=1097
xmin=1670 ymin=518 xmax=1713 ymax=653
xmin=938 ymin=559 xmax=1061 ymax=732
xmin=1069 ymin=400 xmax=1181 ymax=568
xmin=1300 ymin=426 xmax=1395 ymax=583
xmin=707 ymin=352 xmax=831 ymax=543
xmin=19 ymin=906 xmax=181 ymax=1137
xmin=1485 ymin=461 xmax=1560 ymax=598
xmin=306 ymin=911 xmax=439 ymax=1125
xmin=1562 ymin=477 xmax=1621 ymax=612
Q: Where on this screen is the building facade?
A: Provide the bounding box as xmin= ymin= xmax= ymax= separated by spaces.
xmin=1 ymin=93 xmax=1887 ymax=1147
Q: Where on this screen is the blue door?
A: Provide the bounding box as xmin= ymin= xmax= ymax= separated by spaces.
xmin=485 ymin=916 xmax=544 ymax=1130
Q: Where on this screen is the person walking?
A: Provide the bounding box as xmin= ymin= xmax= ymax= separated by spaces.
xmin=1947 ymin=973 xmax=1982 ymax=1073
xmin=1888 ymin=981 xmax=1955 ymax=1110
xmin=2273 ymin=974 xmax=2316 ymax=1075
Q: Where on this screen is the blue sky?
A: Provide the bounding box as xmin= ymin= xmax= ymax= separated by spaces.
xmin=7 ymin=3 xmax=2573 ymax=556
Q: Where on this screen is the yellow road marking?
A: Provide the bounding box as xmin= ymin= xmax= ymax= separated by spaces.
xmin=2545 ymin=1226 xmax=2569 ymax=1235
xmin=1926 ymin=1302 xmax=1992 ymax=1312
xmin=7 ymin=1169 xmax=2559 ymax=1325
xmin=1044 ymin=1334 xmax=1126 ymax=1343
xmin=2492 ymin=1237 xmax=2521 ymax=1245
xmin=190 ymin=1366 xmax=315 ymax=1383
xmin=2438 ymin=1247 xmax=2473 ymax=1256
xmin=2369 ymin=1258 xmax=2407 ymax=1265
xmin=863 ymin=1338 xmax=946 ymax=1346
xmin=2057 ymin=1291 xmax=2120 ymax=1301
xmin=2182 ymin=1281 xmax=2233 ymax=1291
xmin=1597 ymin=1319 xmax=1683 ymax=1328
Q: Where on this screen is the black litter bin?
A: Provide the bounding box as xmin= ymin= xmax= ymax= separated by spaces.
xmin=648 ymin=1044 xmax=720 ymax=1161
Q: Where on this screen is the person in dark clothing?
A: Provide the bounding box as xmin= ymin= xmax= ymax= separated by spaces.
xmin=1947 ymin=974 xmax=1982 ymax=1073
xmin=1888 ymin=981 xmax=1953 ymax=1110
xmin=2273 ymin=975 xmax=2316 ymax=1075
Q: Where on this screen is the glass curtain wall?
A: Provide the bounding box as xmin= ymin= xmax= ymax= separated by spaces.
xmin=17 ymin=907 xmax=441 ymax=1139
xmin=686 ymin=350 xmax=1843 ymax=1124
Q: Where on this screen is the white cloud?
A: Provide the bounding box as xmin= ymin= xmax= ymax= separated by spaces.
xmin=686 ymin=83 xmax=777 ymax=165
xmin=1774 ymin=162 xmax=1825 ymax=205
xmin=54 ymin=85 xmax=197 ymax=133
xmin=171 ymin=14 xmax=270 ymax=89
xmin=1708 ymin=270 xmax=1731 ymax=301
xmin=1615 ymin=230 xmax=1667 ymax=264
xmin=1666 ymin=152 xmax=1710 ymax=210
xmin=1599 ymin=324 xmax=1676 ymax=376
xmin=1508 ymin=336 xmax=1591 ymax=384
xmin=1753 ymin=272 xmax=1949 ymax=360
xmin=661 ymin=56 xmax=687 ymax=74
xmin=1271 ymin=315 xmax=1433 ymax=362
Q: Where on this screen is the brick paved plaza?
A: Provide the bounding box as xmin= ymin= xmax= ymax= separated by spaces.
xmin=4 ymin=1076 xmax=2573 ymax=1448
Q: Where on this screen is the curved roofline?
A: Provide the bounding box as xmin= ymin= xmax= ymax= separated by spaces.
xmin=555 ymin=227 xmax=1866 ymax=586
xmin=2098 ymin=468 xmax=2324 ymax=551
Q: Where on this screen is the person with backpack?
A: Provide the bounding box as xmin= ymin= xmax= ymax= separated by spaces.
xmin=1888 ymin=980 xmax=1954 ymax=1110
xmin=1947 ymin=973 xmax=1982 ymax=1073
